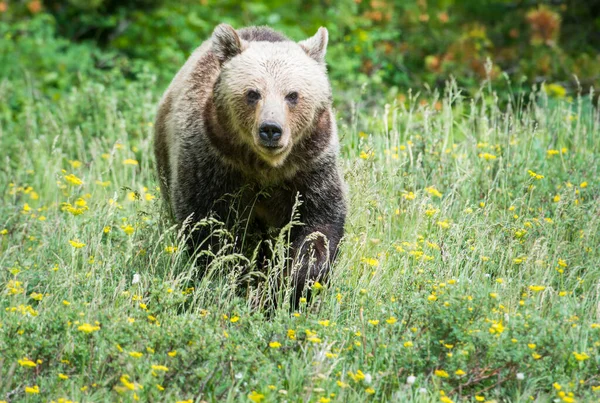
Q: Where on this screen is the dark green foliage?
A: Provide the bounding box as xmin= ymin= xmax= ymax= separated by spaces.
xmin=1 ymin=0 xmax=599 ymax=97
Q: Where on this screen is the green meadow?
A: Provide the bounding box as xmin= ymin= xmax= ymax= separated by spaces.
xmin=2 ymin=69 xmax=599 ymax=402
xmin=1 ymin=6 xmax=600 ymax=401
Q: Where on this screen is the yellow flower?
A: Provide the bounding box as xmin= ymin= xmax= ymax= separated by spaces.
xmin=573 ymin=352 xmax=589 ymax=361
xmin=120 ymin=375 xmax=138 ymax=390
xmin=425 ymin=186 xmax=443 ymax=198
xmin=313 ymin=282 xmax=323 ymax=290
xmin=18 ymin=358 xmax=37 ymax=367
xmin=77 ymin=323 xmax=100 ymax=333
xmin=403 ymin=191 xmax=416 ymax=200
xmin=359 ymin=150 xmax=374 ymax=160
xmin=437 ymin=219 xmax=451 ymax=229
xmin=532 ymin=353 xmax=542 ymax=360
xmin=287 ymin=329 xmax=296 ymax=340
xmin=230 ymin=316 xmax=239 ymax=323
xmin=248 ymin=391 xmax=265 ymax=403
xmin=25 ymin=385 xmax=39 ymax=394
xmin=455 ymin=369 xmax=466 ymax=376
xmin=545 ymin=83 xmax=566 ymax=98
xmin=30 ymin=292 xmax=43 ymax=301
xmin=168 ymin=351 xmax=177 ymax=357
xmin=129 ymin=351 xmax=143 ymax=358
xmin=361 ymin=257 xmax=379 ymax=267
xmin=95 ymin=180 xmax=111 ymax=187
xmin=269 ymin=341 xmax=282 ymax=349
xmin=349 ymin=369 xmax=366 ymax=382
xmin=528 ymin=170 xmax=544 ymax=180
xmin=478 ymin=152 xmax=497 ymax=160
xmin=365 ymin=387 xmax=375 ymax=395
xmin=580 ymin=181 xmax=588 ymax=188
xmin=404 ymin=341 xmax=413 ymax=347
xmin=151 ymin=364 xmax=169 ymax=372
xmin=425 ymin=207 xmax=439 ymax=217
xmin=121 ymin=224 xmax=135 ymax=235
xmin=368 ymin=320 xmax=379 ymax=326
xmin=529 ymin=285 xmax=545 ymax=292
xmin=318 ymin=320 xmax=330 ymax=327
xmin=434 ymin=369 xmax=449 ymax=378
xmin=475 ymin=396 xmax=485 ymax=402
xmin=528 ymin=343 xmax=536 ymax=349
xmin=553 ymin=382 xmax=562 ymax=390
xmin=553 ymin=195 xmax=561 ymax=202
xmin=64 ymin=173 xmax=83 ymax=186
xmin=489 ymin=293 xmax=498 ymax=299
xmin=386 ymin=317 xmax=397 ymax=325
xmin=58 ymin=373 xmax=69 ymax=380
xmin=489 ymin=321 xmax=505 ymax=334
xmin=123 ymin=159 xmax=139 ymax=166
xmin=440 ymin=397 xmax=453 ymax=403
xmin=69 ymin=240 xmax=85 ymax=249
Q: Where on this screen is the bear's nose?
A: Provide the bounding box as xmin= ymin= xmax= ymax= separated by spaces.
xmin=259 ymin=122 xmax=282 ymax=144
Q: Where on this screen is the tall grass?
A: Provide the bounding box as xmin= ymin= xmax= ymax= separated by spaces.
xmin=1 ymin=73 xmax=599 ymax=402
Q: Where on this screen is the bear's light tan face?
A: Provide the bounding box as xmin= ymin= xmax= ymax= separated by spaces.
xmin=217 ymin=41 xmax=331 ymax=167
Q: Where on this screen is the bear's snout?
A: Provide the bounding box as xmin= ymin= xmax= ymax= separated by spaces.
xmin=258 ymin=121 xmax=283 ymax=148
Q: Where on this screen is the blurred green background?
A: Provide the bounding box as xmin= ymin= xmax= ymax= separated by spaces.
xmin=1 ymin=0 xmax=599 ymax=101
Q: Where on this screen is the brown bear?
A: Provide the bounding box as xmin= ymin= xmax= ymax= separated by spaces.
xmin=154 ymin=24 xmax=346 ymax=305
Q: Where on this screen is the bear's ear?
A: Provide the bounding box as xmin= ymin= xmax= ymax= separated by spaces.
xmin=212 ymin=24 xmax=246 ymax=64
xmin=298 ymin=27 xmax=328 ymax=64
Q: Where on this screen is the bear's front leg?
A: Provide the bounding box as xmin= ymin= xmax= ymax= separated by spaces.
xmin=289 ymin=223 xmax=343 ymax=305
xmin=288 ymin=162 xmax=347 ymax=306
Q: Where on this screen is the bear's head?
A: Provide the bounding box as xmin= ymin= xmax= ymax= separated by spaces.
xmin=212 ymin=24 xmax=332 ymax=168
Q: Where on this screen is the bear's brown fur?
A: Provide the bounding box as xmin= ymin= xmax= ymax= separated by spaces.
xmin=154 ymin=24 xmax=346 ymax=305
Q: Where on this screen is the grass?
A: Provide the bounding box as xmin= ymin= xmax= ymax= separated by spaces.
xmin=0 ymin=71 xmax=599 ymax=403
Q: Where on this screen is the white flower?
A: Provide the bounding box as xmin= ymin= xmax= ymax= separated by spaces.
xmin=364 ymin=373 xmax=372 ymax=384
xmin=516 ymin=373 xmax=525 ymax=380
xmin=406 ymin=375 xmax=416 ymax=385
xmin=418 ymin=387 xmax=427 ymax=394
xmin=132 ymin=273 xmax=140 ymax=285
xmin=235 ymin=372 xmax=243 ymax=380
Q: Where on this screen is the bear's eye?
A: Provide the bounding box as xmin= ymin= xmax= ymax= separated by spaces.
xmin=246 ymin=90 xmax=261 ymax=105
xmin=285 ymin=91 xmax=299 ymax=105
